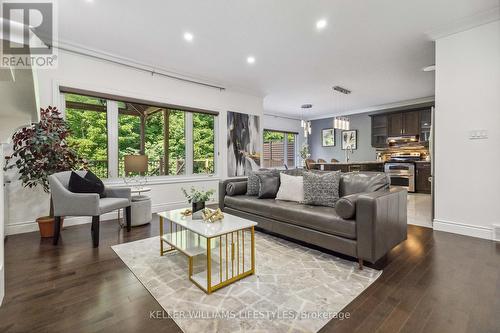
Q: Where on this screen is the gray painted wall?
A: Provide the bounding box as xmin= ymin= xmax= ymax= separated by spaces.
xmin=309 ymin=113 xmax=377 ymax=162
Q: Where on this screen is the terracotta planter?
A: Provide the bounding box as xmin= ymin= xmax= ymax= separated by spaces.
xmin=36 ymin=216 xmax=64 ymax=238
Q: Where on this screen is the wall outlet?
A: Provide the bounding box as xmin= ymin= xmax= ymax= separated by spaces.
xmin=469 ymin=130 xmax=488 ymax=140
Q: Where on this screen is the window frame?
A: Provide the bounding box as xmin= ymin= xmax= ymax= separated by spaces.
xmin=61 ymin=91 xmax=219 ymax=181
xmin=263 ymin=129 xmax=298 ymax=169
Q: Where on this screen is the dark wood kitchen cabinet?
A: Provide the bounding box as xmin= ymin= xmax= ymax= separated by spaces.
xmin=403 ymin=111 xmax=420 ymax=136
xmin=415 ymin=162 xmax=431 ymax=193
xmin=388 ymin=111 xmax=420 ymax=136
xmin=371 ymin=114 xmax=388 ymax=148
xmin=387 ymin=113 xmax=403 ymax=136
xmin=371 ymin=107 xmax=433 ymax=147
xmin=419 ymin=109 xmax=432 ymax=143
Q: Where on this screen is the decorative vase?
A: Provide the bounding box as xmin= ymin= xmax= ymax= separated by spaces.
xmin=36 ymin=216 xmax=64 ymax=238
xmin=192 ymin=201 xmax=205 ymax=220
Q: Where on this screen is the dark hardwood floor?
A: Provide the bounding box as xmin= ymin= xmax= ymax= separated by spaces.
xmin=0 ymin=217 xmax=498 ymax=333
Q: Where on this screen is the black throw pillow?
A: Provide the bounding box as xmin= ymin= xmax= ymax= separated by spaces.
xmin=68 ymin=171 xmax=106 ymax=198
xmin=257 ymin=173 xmax=280 ymax=199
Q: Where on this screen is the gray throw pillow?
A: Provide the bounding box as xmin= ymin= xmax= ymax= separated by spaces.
xmin=246 ymin=169 xmax=279 ymax=196
xmin=226 ymin=181 xmax=247 ymax=196
xmin=303 ymin=171 xmax=341 ymax=207
xmin=257 ymin=173 xmax=280 ymax=199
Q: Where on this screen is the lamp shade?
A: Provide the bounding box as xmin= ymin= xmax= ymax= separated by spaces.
xmin=124 ymin=155 xmax=148 ymax=175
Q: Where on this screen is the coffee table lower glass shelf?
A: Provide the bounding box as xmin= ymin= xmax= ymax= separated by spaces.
xmin=158 ymin=210 xmax=256 ymax=294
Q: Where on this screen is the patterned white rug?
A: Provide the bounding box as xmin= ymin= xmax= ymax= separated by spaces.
xmin=112 ymin=232 xmax=381 ymax=333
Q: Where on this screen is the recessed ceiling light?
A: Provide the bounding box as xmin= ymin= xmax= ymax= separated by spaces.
xmin=316 ymin=19 xmax=327 ymax=30
xmin=86 ymin=0 xmax=94 ymax=2
xmin=247 ymin=56 xmax=256 ymax=64
xmin=183 ymin=32 xmax=194 ymax=42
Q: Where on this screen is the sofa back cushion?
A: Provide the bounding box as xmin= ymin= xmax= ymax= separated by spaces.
xmin=339 ymin=172 xmax=390 ymax=197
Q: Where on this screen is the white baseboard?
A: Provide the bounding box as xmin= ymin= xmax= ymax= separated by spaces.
xmin=5 ymin=200 xmax=217 ymax=236
xmin=0 ymin=264 xmax=4 ymax=306
xmin=433 ymin=219 xmax=493 ymax=240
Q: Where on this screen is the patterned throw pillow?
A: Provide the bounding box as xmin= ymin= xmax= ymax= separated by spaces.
xmin=303 ymin=171 xmax=341 ymax=207
xmin=246 ymin=169 xmax=279 ymax=196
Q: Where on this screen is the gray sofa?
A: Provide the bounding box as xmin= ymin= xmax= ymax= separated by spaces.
xmin=219 ymin=171 xmax=407 ymax=268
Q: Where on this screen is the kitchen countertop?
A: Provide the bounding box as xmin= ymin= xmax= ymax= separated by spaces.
xmin=311 ymin=161 xmax=384 ymax=165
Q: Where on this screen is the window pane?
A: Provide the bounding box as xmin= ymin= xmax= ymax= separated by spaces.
xmin=117 ymin=105 xmax=186 ymax=177
xmin=193 ymin=113 xmax=215 ymax=174
xmin=65 ymin=94 xmax=108 ymax=178
xmin=263 ymin=130 xmax=285 ymax=168
xmin=118 ymin=105 xmax=142 ymax=177
xmin=287 ymin=133 xmax=296 ymax=168
xmin=168 ymin=110 xmax=186 ymax=175
xmin=144 ymin=110 xmax=165 ymax=176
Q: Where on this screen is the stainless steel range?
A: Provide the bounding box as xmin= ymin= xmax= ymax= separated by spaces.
xmin=384 ymin=152 xmax=421 ymax=192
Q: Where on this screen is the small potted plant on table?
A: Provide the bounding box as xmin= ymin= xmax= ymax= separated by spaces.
xmin=181 ymin=187 xmax=215 ymax=219
xmin=4 ymin=106 xmax=83 ymax=237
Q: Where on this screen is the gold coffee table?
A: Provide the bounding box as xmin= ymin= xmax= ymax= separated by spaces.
xmin=157 ymin=209 xmax=257 ymax=294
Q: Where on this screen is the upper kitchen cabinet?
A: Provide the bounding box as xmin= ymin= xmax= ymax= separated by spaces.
xmin=403 ymin=111 xmax=420 ymax=136
xmin=419 ymin=109 xmax=432 ymax=143
xmin=371 ymin=107 xmax=433 ymax=148
xmin=388 ymin=111 xmax=420 ymax=136
xmin=371 ymin=114 xmax=388 ymax=148
xmin=387 ymin=113 xmax=403 ymax=136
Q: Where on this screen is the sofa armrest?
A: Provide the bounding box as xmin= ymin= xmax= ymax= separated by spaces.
xmin=218 ymin=177 xmax=247 ymax=210
xmin=355 ymin=188 xmax=407 ymax=263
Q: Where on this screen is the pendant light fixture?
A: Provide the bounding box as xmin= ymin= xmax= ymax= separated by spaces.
xmin=300 ymin=104 xmax=312 ymax=138
xmin=332 ymin=86 xmax=351 ymax=130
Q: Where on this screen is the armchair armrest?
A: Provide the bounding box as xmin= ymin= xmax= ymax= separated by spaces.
xmin=51 ymin=187 xmax=100 ymax=217
xmin=104 ymin=187 xmax=132 ymax=201
xmin=355 ymin=188 xmax=407 ymax=263
xmin=218 ymin=177 xmax=247 ymax=210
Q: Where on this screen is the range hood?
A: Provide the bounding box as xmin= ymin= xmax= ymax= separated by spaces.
xmin=387 ymin=135 xmax=419 ymax=146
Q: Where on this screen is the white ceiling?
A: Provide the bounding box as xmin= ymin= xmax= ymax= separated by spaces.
xmin=56 ymin=0 xmax=499 ymax=118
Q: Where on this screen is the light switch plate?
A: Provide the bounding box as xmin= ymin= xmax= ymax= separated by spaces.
xmin=469 ymin=130 xmax=488 ymax=140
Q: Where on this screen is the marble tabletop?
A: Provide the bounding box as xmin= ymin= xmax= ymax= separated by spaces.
xmin=158 ymin=208 xmax=257 ymax=238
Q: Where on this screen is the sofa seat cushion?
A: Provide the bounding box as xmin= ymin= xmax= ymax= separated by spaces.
xmin=225 ymin=195 xmax=356 ymax=240
xmin=224 ymin=195 xmax=276 ymax=219
xmin=270 ymin=200 xmax=356 ymax=239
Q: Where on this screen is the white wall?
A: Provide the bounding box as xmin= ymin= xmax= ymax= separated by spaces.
xmin=434 ymin=20 xmax=500 ymax=239
xmin=4 ymin=50 xmax=263 ymax=235
xmin=0 ymin=67 xmax=38 ymax=143
xmin=0 ymin=144 xmax=4 ymax=305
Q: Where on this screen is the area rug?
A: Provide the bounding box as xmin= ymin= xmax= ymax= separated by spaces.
xmin=112 ymin=232 xmax=381 ymax=333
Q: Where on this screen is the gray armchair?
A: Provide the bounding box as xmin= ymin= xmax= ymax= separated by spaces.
xmin=48 ymin=171 xmax=132 ymax=247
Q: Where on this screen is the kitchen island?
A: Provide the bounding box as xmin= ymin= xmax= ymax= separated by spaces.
xmin=309 ymin=161 xmax=384 ymax=172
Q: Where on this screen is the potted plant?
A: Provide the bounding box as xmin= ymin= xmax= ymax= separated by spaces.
xmin=4 ymin=106 xmax=82 ymax=237
xmin=299 ymin=142 xmax=311 ymax=167
xmin=181 ymin=187 xmax=215 ymax=215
